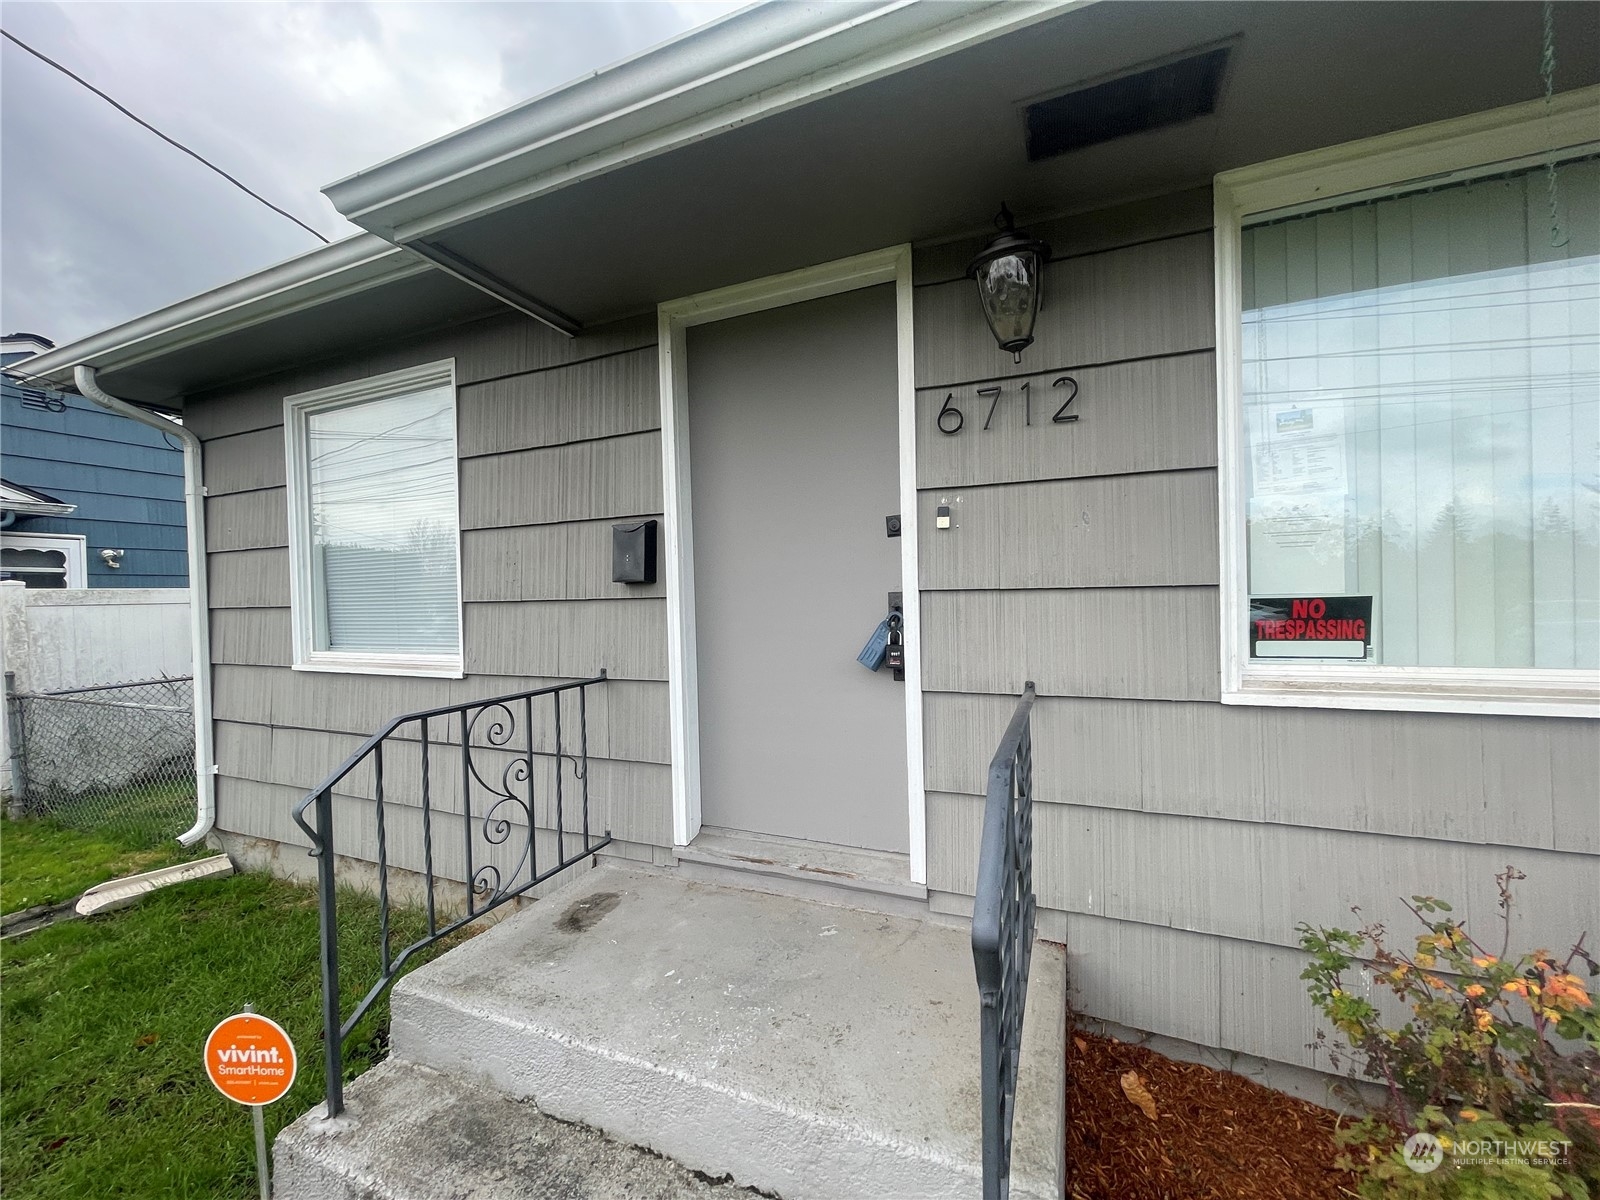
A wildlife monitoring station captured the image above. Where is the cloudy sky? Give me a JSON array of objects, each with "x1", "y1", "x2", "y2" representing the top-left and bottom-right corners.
[{"x1": 0, "y1": 1, "x2": 745, "y2": 346}]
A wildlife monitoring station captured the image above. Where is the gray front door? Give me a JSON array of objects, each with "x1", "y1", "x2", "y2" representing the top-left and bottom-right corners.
[{"x1": 687, "y1": 284, "x2": 909, "y2": 853}]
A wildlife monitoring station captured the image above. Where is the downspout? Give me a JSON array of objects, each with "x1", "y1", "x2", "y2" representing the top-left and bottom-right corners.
[{"x1": 75, "y1": 366, "x2": 216, "y2": 846}]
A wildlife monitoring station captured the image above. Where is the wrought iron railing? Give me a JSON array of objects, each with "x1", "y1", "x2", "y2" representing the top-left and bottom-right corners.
[
  {"x1": 971, "y1": 681, "x2": 1038, "y2": 1200},
  {"x1": 292, "y1": 672, "x2": 611, "y2": 1117}
]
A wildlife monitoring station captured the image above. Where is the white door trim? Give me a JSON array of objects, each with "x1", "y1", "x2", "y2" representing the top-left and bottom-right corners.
[{"x1": 657, "y1": 245, "x2": 927, "y2": 883}]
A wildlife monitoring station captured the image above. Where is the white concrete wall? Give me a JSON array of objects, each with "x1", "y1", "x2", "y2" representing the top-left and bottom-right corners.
[{"x1": 1, "y1": 581, "x2": 192, "y2": 799}]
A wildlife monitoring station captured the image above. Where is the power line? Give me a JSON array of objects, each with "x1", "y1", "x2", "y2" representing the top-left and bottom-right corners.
[{"x1": 0, "y1": 28, "x2": 330, "y2": 245}]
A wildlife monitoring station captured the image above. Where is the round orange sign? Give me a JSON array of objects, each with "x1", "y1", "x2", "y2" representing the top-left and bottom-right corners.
[{"x1": 204, "y1": 1013, "x2": 297, "y2": 1106}]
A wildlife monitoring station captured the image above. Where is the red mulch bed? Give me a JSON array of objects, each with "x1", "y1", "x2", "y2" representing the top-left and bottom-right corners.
[{"x1": 1066, "y1": 1032, "x2": 1362, "y2": 1200}]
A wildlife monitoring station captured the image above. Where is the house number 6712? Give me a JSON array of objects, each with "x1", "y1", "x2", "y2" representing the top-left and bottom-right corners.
[{"x1": 936, "y1": 376, "x2": 1080, "y2": 435}]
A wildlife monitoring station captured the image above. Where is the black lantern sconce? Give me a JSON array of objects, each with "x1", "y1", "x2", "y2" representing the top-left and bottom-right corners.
[{"x1": 966, "y1": 203, "x2": 1050, "y2": 363}]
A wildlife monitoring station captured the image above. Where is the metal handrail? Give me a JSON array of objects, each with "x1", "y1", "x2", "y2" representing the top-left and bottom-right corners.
[
  {"x1": 292, "y1": 671, "x2": 611, "y2": 1117},
  {"x1": 972, "y1": 681, "x2": 1038, "y2": 1200}
]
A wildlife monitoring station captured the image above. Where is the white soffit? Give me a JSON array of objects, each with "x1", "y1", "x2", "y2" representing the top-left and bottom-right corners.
[{"x1": 323, "y1": 0, "x2": 1092, "y2": 244}]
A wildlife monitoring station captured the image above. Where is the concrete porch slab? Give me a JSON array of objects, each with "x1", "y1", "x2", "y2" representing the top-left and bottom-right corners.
[
  {"x1": 389, "y1": 865, "x2": 1065, "y2": 1200},
  {"x1": 274, "y1": 1059, "x2": 762, "y2": 1199}
]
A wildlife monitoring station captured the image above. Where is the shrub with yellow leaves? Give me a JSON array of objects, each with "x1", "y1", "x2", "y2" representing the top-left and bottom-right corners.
[{"x1": 1297, "y1": 866, "x2": 1599, "y2": 1197}]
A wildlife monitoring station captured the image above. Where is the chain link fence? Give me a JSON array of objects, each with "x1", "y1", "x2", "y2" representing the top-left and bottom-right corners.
[{"x1": 9, "y1": 677, "x2": 196, "y2": 846}]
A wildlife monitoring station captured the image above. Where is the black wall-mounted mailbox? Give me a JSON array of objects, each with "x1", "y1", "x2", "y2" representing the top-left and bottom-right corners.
[{"x1": 612, "y1": 520, "x2": 658, "y2": 584}]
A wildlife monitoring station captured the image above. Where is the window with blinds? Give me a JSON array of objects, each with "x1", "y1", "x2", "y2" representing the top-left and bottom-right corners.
[
  {"x1": 1240, "y1": 156, "x2": 1599, "y2": 673},
  {"x1": 286, "y1": 361, "x2": 462, "y2": 675}
]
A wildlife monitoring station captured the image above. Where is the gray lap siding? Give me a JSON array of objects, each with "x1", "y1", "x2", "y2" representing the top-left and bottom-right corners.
[
  {"x1": 910, "y1": 186, "x2": 1599, "y2": 1073},
  {"x1": 189, "y1": 311, "x2": 672, "y2": 879},
  {"x1": 189, "y1": 184, "x2": 1598, "y2": 1079}
]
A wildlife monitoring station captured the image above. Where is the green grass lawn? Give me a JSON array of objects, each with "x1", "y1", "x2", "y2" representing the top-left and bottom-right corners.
[
  {"x1": 18, "y1": 778, "x2": 197, "y2": 859},
  {"x1": 1, "y1": 817, "x2": 458, "y2": 1199},
  {"x1": 0, "y1": 818, "x2": 199, "y2": 913}
]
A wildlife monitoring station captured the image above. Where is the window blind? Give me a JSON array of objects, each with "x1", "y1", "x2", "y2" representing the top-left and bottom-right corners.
[
  {"x1": 1241, "y1": 157, "x2": 1600, "y2": 670},
  {"x1": 306, "y1": 387, "x2": 460, "y2": 656}
]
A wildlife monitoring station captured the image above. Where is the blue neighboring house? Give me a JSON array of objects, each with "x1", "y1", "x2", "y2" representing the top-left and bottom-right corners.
[{"x1": 2, "y1": 333, "x2": 187, "y2": 588}]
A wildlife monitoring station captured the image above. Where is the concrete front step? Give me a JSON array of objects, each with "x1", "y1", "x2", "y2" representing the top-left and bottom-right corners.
[
  {"x1": 274, "y1": 1059, "x2": 761, "y2": 1200},
  {"x1": 674, "y1": 828, "x2": 929, "y2": 918},
  {"x1": 387, "y1": 865, "x2": 1065, "y2": 1200}
]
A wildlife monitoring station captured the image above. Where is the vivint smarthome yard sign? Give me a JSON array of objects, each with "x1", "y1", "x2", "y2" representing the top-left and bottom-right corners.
[{"x1": 204, "y1": 1012, "x2": 297, "y2": 1106}]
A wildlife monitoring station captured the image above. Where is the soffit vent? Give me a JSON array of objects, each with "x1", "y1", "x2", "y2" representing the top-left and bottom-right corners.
[{"x1": 1025, "y1": 46, "x2": 1231, "y2": 161}]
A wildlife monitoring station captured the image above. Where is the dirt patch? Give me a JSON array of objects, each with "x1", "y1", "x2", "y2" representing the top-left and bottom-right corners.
[
  {"x1": 555, "y1": 891, "x2": 622, "y2": 933},
  {"x1": 1066, "y1": 1032, "x2": 1359, "y2": 1200}
]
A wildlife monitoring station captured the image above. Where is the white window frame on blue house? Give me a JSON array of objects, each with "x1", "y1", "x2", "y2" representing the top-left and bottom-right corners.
[
  {"x1": 283, "y1": 359, "x2": 465, "y2": 679},
  {"x1": 1213, "y1": 87, "x2": 1600, "y2": 718},
  {"x1": 1, "y1": 532, "x2": 88, "y2": 588}
]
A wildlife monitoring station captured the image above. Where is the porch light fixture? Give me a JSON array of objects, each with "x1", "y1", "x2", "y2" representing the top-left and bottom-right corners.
[{"x1": 966, "y1": 203, "x2": 1051, "y2": 363}]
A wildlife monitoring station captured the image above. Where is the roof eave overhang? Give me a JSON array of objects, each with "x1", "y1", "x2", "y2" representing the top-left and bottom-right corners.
[
  {"x1": 0, "y1": 481, "x2": 77, "y2": 517},
  {"x1": 325, "y1": 0, "x2": 1094, "y2": 245},
  {"x1": 2, "y1": 500, "x2": 78, "y2": 517},
  {"x1": 15, "y1": 234, "x2": 430, "y2": 392},
  {"x1": 18, "y1": 0, "x2": 1096, "y2": 391}
]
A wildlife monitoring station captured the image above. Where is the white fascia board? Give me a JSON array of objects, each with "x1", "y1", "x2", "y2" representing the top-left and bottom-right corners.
[
  {"x1": 1, "y1": 335, "x2": 55, "y2": 356},
  {"x1": 15, "y1": 234, "x2": 429, "y2": 392},
  {"x1": 0, "y1": 495, "x2": 77, "y2": 517},
  {"x1": 0, "y1": 480, "x2": 71, "y2": 509},
  {"x1": 326, "y1": 0, "x2": 1092, "y2": 244}
]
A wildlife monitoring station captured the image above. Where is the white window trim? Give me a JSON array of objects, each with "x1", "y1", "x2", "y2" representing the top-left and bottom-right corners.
[
  {"x1": 1, "y1": 532, "x2": 88, "y2": 587},
  {"x1": 1214, "y1": 85, "x2": 1600, "y2": 719},
  {"x1": 283, "y1": 359, "x2": 464, "y2": 678}
]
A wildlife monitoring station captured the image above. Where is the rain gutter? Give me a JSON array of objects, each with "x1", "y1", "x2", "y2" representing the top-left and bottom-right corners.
[
  {"x1": 18, "y1": 235, "x2": 427, "y2": 393},
  {"x1": 323, "y1": 0, "x2": 1093, "y2": 244}
]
